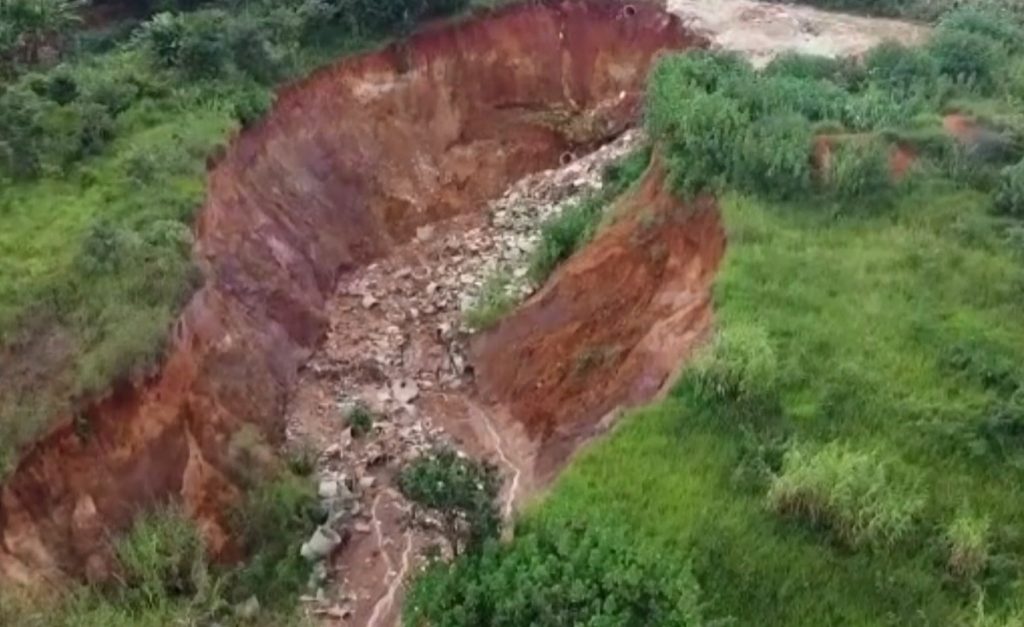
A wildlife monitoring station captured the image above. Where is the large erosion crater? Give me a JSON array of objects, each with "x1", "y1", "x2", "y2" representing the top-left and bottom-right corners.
[{"x1": 0, "y1": 0, "x2": 708, "y2": 585}]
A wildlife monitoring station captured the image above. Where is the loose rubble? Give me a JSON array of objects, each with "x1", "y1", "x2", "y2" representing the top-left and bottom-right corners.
[{"x1": 285, "y1": 130, "x2": 646, "y2": 623}]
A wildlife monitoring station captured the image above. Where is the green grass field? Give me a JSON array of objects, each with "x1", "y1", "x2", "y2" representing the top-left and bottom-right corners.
[{"x1": 527, "y1": 181, "x2": 1024, "y2": 624}]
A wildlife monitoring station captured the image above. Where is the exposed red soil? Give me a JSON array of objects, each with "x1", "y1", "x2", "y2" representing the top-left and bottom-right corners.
[
  {"x1": 472, "y1": 158, "x2": 725, "y2": 481},
  {"x1": 0, "y1": 0, "x2": 704, "y2": 585}
]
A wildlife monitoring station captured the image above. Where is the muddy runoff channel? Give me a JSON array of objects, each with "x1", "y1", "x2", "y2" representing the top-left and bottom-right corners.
[{"x1": 0, "y1": 0, "x2": 721, "y2": 617}]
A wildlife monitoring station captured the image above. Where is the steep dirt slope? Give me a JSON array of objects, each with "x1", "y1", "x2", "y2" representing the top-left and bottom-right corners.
[
  {"x1": 473, "y1": 159, "x2": 725, "y2": 482},
  {"x1": 0, "y1": 0, "x2": 703, "y2": 585}
]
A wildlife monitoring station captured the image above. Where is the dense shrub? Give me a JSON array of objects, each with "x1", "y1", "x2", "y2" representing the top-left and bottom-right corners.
[
  {"x1": 764, "y1": 52, "x2": 855, "y2": 86},
  {"x1": 114, "y1": 507, "x2": 208, "y2": 608},
  {"x1": 733, "y1": 113, "x2": 814, "y2": 199},
  {"x1": 646, "y1": 51, "x2": 752, "y2": 136},
  {"x1": 726, "y1": 75, "x2": 848, "y2": 122},
  {"x1": 663, "y1": 92, "x2": 748, "y2": 197},
  {"x1": 825, "y1": 137, "x2": 892, "y2": 199},
  {"x1": 399, "y1": 448, "x2": 501, "y2": 556},
  {"x1": 227, "y1": 471, "x2": 320, "y2": 609},
  {"x1": 927, "y1": 29, "x2": 1004, "y2": 93},
  {"x1": 995, "y1": 159, "x2": 1024, "y2": 217},
  {"x1": 404, "y1": 521, "x2": 706, "y2": 627},
  {"x1": 768, "y1": 442, "x2": 924, "y2": 549},
  {"x1": 865, "y1": 41, "x2": 941, "y2": 98},
  {"x1": 937, "y1": 6, "x2": 1024, "y2": 54}
]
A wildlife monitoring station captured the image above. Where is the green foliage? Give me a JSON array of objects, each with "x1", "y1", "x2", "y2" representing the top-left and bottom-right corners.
[
  {"x1": 399, "y1": 447, "x2": 500, "y2": 556},
  {"x1": 685, "y1": 322, "x2": 778, "y2": 414},
  {"x1": 463, "y1": 270, "x2": 516, "y2": 331},
  {"x1": 946, "y1": 513, "x2": 991, "y2": 581},
  {"x1": 663, "y1": 92, "x2": 748, "y2": 197},
  {"x1": 345, "y1": 402, "x2": 374, "y2": 437},
  {"x1": 733, "y1": 113, "x2": 814, "y2": 199},
  {"x1": 114, "y1": 506, "x2": 209, "y2": 609},
  {"x1": 865, "y1": 41, "x2": 941, "y2": 98},
  {"x1": 995, "y1": 159, "x2": 1024, "y2": 217},
  {"x1": 938, "y1": 6, "x2": 1024, "y2": 54},
  {"x1": 0, "y1": 0, "x2": 82, "y2": 72},
  {"x1": 227, "y1": 470, "x2": 320, "y2": 609},
  {"x1": 404, "y1": 520, "x2": 706, "y2": 627},
  {"x1": 767, "y1": 442, "x2": 924, "y2": 549},
  {"x1": 528, "y1": 194, "x2": 605, "y2": 282},
  {"x1": 927, "y1": 28, "x2": 1004, "y2": 93},
  {"x1": 826, "y1": 137, "x2": 892, "y2": 199},
  {"x1": 645, "y1": 51, "x2": 751, "y2": 137}
]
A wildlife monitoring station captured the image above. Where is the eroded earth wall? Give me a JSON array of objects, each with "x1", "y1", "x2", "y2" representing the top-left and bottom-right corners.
[{"x1": 0, "y1": 0, "x2": 704, "y2": 584}]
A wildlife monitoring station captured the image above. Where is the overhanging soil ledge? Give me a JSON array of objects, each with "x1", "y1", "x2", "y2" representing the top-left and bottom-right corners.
[{"x1": 0, "y1": 0, "x2": 705, "y2": 585}]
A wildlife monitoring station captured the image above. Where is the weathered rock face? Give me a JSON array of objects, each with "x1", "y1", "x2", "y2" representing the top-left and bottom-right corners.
[{"x1": 0, "y1": 0, "x2": 705, "y2": 584}]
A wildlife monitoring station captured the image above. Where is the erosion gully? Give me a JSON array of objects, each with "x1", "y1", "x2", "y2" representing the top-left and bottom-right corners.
[{"x1": 0, "y1": 0, "x2": 928, "y2": 624}]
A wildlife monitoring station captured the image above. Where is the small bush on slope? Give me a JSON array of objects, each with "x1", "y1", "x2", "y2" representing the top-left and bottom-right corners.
[
  {"x1": 768, "y1": 442, "x2": 924, "y2": 549},
  {"x1": 404, "y1": 520, "x2": 706, "y2": 627},
  {"x1": 733, "y1": 113, "x2": 814, "y2": 199},
  {"x1": 826, "y1": 137, "x2": 893, "y2": 199},
  {"x1": 399, "y1": 448, "x2": 501, "y2": 557},
  {"x1": 995, "y1": 159, "x2": 1024, "y2": 218}
]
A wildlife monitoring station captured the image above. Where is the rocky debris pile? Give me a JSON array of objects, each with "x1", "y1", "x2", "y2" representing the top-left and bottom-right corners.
[
  {"x1": 466, "y1": 128, "x2": 646, "y2": 310},
  {"x1": 285, "y1": 129, "x2": 647, "y2": 621}
]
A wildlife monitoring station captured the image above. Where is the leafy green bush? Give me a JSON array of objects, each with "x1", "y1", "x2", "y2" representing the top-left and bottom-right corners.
[
  {"x1": 726, "y1": 74, "x2": 848, "y2": 122},
  {"x1": 114, "y1": 507, "x2": 208, "y2": 609},
  {"x1": 228, "y1": 471, "x2": 320, "y2": 609},
  {"x1": 663, "y1": 92, "x2": 748, "y2": 197},
  {"x1": 938, "y1": 6, "x2": 1024, "y2": 54},
  {"x1": 399, "y1": 448, "x2": 500, "y2": 556},
  {"x1": 646, "y1": 51, "x2": 752, "y2": 137},
  {"x1": 826, "y1": 137, "x2": 892, "y2": 199},
  {"x1": 404, "y1": 520, "x2": 706, "y2": 627},
  {"x1": 995, "y1": 158, "x2": 1024, "y2": 217},
  {"x1": 686, "y1": 323, "x2": 778, "y2": 412},
  {"x1": 927, "y1": 29, "x2": 1004, "y2": 93},
  {"x1": 865, "y1": 41, "x2": 941, "y2": 98},
  {"x1": 764, "y1": 52, "x2": 850, "y2": 84},
  {"x1": 945, "y1": 513, "x2": 990, "y2": 581},
  {"x1": 767, "y1": 442, "x2": 924, "y2": 549},
  {"x1": 733, "y1": 113, "x2": 814, "y2": 199}
]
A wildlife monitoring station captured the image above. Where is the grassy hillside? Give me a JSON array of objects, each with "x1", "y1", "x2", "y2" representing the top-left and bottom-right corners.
[{"x1": 407, "y1": 5, "x2": 1024, "y2": 625}]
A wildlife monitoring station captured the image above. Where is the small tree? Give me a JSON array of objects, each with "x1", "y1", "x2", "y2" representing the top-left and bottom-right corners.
[{"x1": 398, "y1": 448, "x2": 500, "y2": 556}]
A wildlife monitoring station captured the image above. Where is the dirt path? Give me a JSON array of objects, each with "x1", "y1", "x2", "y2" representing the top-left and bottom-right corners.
[{"x1": 668, "y1": 0, "x2": 929, "y2": 65}]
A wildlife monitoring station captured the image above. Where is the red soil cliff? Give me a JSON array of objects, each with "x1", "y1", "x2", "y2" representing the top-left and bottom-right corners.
[{"x1": 0, "y1": 0, "x2": 705, "y2": 584}]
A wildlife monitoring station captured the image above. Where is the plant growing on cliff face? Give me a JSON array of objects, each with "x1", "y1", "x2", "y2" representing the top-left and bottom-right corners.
[
  {"x1": 114, "y1": 507, "x2": 209, "y2": 609},
  {"x1": 399, "y1": 448, "x2": 500, "y2": 556},
  {"x1": 463, "y1": 269, "x2": 517, "y2": 331}
]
